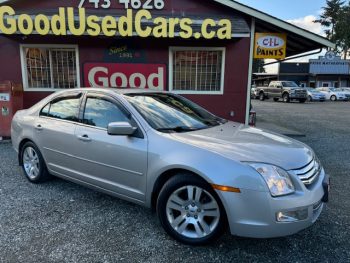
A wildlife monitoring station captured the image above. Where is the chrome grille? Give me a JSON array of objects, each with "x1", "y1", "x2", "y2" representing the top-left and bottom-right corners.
[{"x1": 290, "y1": 158, "x2": 321, "y2": 185}]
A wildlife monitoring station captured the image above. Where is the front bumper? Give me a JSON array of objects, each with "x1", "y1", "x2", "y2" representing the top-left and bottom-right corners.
[{"x1": 217, "y1": 169, "x2": 328, "y2": 238}]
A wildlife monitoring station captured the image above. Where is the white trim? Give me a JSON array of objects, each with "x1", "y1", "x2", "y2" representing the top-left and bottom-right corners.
[
  {"x1": 213, "y1": 0, "x2": 335, "y2": 49},
  {"x1": 20, "y1": 44, "x2": 80, "y2": 92},
  {"x1": 168, "y1": 47, "x2": 226, "y2": 95},
  {"x1": 245, "y1": 18, "x2": 255, "y2": 125}
]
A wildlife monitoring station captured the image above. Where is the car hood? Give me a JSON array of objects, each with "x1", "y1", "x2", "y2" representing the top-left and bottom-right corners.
[{"x1": 170, "y1": 122, "x2": 313, "y2": 170}]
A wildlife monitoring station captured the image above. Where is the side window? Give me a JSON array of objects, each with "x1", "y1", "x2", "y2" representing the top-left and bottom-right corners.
[
  {"x1": 83, "y1": 97, "x2": 129, "y2": 129},
  {"x1": 40, "y1": 103, "x2": 50, "y2": 117},
  {"x1": 47, "y1": 97, "x2": 81, "y2": 122}
]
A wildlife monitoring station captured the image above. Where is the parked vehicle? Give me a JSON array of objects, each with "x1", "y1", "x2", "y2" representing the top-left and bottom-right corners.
[
  {"x1": 316, "y1": 87, "x2": 348, "y2": 101},
  {"x1": 11, "y1": 89, "x2": 329, "y2": 245},
  {"x1": 334, "y1": 88, "x2": 350, "y2": 101},
  {"x1": 306, "y1": 88, "x2": 326, "y2": 102},
  {"x1": 256, "y1": 81, "x2": 308, "y2": 103}
]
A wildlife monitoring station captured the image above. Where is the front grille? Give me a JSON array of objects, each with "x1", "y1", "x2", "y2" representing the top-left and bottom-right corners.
[{"x1": 291, "y1": 158, "x2": 321, "y2": 185}]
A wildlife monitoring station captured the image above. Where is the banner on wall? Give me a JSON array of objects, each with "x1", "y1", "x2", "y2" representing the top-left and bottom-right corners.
[
  {"x1": 84, "y1": 63, "x2": 166, "y2": 90},
  {"x1": 254, "y1": 33, "x2": 287, "y2": 59}
]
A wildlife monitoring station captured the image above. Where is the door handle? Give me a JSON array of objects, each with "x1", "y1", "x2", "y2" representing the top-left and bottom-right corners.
[
  {"x1": 77, "y1": 135, "x2": 92, "y2": 142},
  {"x1": 35, "y1": 124, "x2": 43, "y2": 131}
]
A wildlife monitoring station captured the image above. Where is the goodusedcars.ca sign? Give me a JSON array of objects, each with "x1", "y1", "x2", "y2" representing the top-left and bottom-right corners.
[
  {"x1": 0, "y1": 3, "x2": 232, "y2": 40},
  {"x1": 254, "y1": 33, "x2": 287, "y2": 59}
]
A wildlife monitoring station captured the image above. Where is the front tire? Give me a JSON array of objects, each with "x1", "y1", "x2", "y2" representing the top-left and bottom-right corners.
[
  {"x1": 20, "y1": 142, "x2": 51, "y2": 183},
  {"x1": 283, "y1": 93, "x2": 290, "y2": 103},
  {"x1": 273, "y1": 98, "x2": 279, "y2": 102},
  {"x1": 307, "y1": 95, "x2": 313, "y2": 102},
  {"x1": 259, "y1": 92, "x2": 265, "y2": 101},
  {"x1": 299, "y1": 99, "x2": 306, "y2": 103},
  {"x1": 157, "y1": 174, "x2": 226, "y2": 245},
  {"x1": 330, "y1": 95, "x2": 337, "y2": 101}
]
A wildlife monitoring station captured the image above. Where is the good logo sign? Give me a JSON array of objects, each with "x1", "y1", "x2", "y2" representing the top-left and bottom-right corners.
[{"x1": 254, "y1": 33, "x2": 287, "y2": 59}]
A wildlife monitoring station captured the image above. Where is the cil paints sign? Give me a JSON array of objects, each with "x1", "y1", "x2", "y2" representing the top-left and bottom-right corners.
[
  {"x1": 254, "y1": 33, "x2": 287, "y2": 59},
  {"x1": 84, "y1": 63, "x2": 166, "y2": 90}
]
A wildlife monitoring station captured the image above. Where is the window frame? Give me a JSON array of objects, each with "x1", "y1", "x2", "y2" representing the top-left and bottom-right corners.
[
  {"x1": 20, "y1": 44, "x2": 81, "y2": 92},
  {"x1": 169, "y1": 47, "x2": 226, "y2": 95},
  {"x1": 82, "y1": 95, "x2": 131, "y2": 130},
  {"x1": 39, "y1": 92, "x2": 83, "y2": 123}
]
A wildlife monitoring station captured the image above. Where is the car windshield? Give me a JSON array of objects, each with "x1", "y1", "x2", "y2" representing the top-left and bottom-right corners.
[
  {"x1": 282, "y1": 81, "x2": 299, "y2": 88},
  {"x1": 329, "y1": 88, "x2": 336, "y2": 92},
  {"x1": 307, "y1": 88, "x2": 318, "y2": 93},
  {"x1": 125, "y1": 93, "x2": 227, "y2": 133}
]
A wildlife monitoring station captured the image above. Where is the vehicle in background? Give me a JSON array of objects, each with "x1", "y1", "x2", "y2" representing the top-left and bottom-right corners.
[
  {"x1": 334, "y1": 88, "x2": 350, "y2": 101},
  {"x1": 305, "y1": 88, "x2": 326, "y2": 102},
  {"x1": 251, "y1": 85, "x2": 259, "y2": 99},
  {"x1": 316, "y1": 87, "x2": 348, "y2": 101},
  {"x1": 256, "y1": 81, "x2": 308, "y2": 103}
]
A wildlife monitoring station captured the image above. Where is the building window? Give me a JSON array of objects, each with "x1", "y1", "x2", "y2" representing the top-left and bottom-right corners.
[
  {"x1": 170, "y1": 47, "x2": 225, "y2": 94},
  {"x1": 21, "y1": 45, "x2": 80, "y2": 91}
]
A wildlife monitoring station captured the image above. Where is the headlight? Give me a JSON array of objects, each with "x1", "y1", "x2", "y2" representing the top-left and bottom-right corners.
[{"x1": 248, "y1": 163, "x2": 295, "y2": 197}]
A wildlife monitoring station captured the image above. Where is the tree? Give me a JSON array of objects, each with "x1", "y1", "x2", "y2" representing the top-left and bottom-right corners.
[
  {"x1": 334, "y1": 3, "x2": 350, "y2": 59},
  {"x1": 253, "y1": 59, "x2": 266, "y2": 73},
  {"x1": 314, "y1": 0, "x2": 345, "y2": 51}
]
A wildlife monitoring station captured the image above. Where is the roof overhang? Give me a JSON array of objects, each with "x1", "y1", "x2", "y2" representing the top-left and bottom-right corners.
[{"x1": 213, "y1": 0, "x2": 335, "y2": 57}]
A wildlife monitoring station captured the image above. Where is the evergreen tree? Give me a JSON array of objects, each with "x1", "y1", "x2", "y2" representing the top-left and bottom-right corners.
[
  {"x1": 314, "y1": 0, "x2": 345, "y2": 51},
  {"x1": 334, "y1": 3, "x2": 350, "y2": 58},
  {"x1": 253, "y1": 59, "x2": 266, "y2": 73}
]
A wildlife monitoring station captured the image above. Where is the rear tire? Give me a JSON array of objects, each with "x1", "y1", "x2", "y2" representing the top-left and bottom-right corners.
[
  {"x1": 330, "y1": 95, "x2": 337, "y2": 101},
  {"x1": 307, "y1": 96, "x2": 313, "y2": 102},
  {"x1": 299, "y1": 99, "x2": 306, "y2": 103},
  {"x1": 20, "y1": 142, "x2": 52, "y2": 183},
  {"x1": 273, "y1": 98, "x2": 279, "y2": 102},
  {"x1": 157, "y1": 174, "x2": 226, "y2": 245}
]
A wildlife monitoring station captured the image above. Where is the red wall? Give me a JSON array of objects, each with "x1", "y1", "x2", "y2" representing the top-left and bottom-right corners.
[{"x1": 0, "y1": 0, "x2": 251, "y2": 123}]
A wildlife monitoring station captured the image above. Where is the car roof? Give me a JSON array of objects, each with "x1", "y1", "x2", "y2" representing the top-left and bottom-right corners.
[{"x1": 75, "y1": 88, "x2": 170, "y2": 95}]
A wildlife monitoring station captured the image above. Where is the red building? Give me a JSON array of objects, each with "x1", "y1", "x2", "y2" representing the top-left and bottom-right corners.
[{"x1": 0, "y1": 0, "x2": 333, "y2": 127}]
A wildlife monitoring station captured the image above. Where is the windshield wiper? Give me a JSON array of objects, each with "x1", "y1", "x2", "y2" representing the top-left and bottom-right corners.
[{"x1": 156, "y1": 126, "x2": 202, "y2": 133}]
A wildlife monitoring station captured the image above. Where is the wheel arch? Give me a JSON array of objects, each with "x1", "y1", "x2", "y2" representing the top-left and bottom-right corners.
[
  {"x1": 151, "y1": 168, "x2": 211, "y2": 212},
  {"x1": 18, "y1": 138, "x2": 34, "y2": 165}
]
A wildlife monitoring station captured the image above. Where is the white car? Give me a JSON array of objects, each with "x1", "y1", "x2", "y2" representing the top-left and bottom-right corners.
[
  {"x1": 335, "y1": 88, "x2": 350, "y2": 101},
  {"x1": 316, "y1": 87, "x2": 348, "y2": 101}
]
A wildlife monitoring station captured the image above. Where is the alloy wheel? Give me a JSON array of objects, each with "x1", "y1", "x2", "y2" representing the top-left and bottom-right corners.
[
  {"x1": 23, "y1": 147, "x2": 41, "y2": 180},
  {"x1": 166, "y1": 185, "x2": 220, "y2": 239}
]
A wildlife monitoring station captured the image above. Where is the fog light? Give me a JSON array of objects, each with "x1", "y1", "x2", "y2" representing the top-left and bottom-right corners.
[{"x1": 276, "y1": 209, "x2": 308, "y2": 222}]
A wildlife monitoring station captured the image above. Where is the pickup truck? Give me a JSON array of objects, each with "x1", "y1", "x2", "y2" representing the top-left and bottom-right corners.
[{"x1": 256, "y1": 81, "x2": 308, "y2": 103}]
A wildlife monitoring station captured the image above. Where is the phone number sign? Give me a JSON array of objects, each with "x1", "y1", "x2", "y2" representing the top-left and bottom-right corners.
[{"x1": 79, "y1": 0, "x2": 165, "y2": 9}]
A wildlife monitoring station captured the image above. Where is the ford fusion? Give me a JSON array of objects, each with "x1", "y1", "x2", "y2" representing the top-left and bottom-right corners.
[{"x1": 11, "y1": 89, "x2": 329, "y2": 245}]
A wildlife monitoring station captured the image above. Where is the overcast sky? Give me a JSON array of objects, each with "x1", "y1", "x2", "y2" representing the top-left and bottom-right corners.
[{"x1": 236, "y1": 0, "x2": 329, "y2": 72}]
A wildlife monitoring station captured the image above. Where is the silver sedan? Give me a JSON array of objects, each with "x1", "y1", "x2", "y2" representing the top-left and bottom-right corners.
[{"x1": 11, "y1": 88, "x2": 330, "y2": 245}]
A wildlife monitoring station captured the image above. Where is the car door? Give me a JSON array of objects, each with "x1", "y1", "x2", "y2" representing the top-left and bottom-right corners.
[
  {"x1": 34, "y1": 92, "x2": 83, "y2": 177},
  {"x1": 72, "y1": 92, "x2": 148, "y2": 202}
]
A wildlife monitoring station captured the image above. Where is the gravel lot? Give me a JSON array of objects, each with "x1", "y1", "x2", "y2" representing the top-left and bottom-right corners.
[{"x1": 1, "y1": 100, "x2": 349, "y2": 263}]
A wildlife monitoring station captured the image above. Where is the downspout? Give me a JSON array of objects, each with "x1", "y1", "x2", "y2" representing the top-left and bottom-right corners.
[{"x1": 245, "y1": 18, "x2": 255, "y2": 126}]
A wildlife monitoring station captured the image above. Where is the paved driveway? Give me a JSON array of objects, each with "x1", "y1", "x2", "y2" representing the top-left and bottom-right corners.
[{"x1": 0, "y1": 100, "x2": 349, "y2": 262}]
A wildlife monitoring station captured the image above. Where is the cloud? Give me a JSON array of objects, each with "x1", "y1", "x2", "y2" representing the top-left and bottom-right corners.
[{"x1": 286, "y1": 15, "x2": 324, "y2": 36}]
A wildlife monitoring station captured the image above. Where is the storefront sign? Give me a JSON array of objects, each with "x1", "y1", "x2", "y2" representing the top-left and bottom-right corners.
[
  {"x1": 0, "y1": 93, "x2": 10, "y2": 102},
  {"x1": 310, "y1": 55, "x2": 350, "y2": 75},
  {"x1": 84, "y1": 63, "x2": 166, "y2": 90},
  {"x1": 0, "y1": 6, "x2": 232, "y2": 40},
  {"x1": 254, "y1": 33, "x2": 287, "y2": 59}
]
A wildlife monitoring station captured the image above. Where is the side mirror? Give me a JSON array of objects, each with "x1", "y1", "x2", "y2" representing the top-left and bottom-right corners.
[{"x1": 108, "y1": 122, "x2": 137, "y2": 136}]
